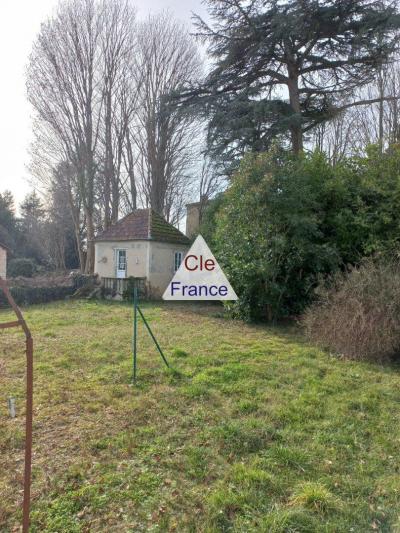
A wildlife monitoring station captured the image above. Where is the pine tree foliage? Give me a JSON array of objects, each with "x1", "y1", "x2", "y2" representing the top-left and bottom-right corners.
[{"x1": 182, "y1": 0, "x2": 400, "y2": 165}]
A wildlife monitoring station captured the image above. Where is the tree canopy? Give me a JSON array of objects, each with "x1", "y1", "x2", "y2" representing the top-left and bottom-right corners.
[
  {"x1": 0, "y1": 191, "x2": 17, "y2": 249},
  {"x1": 182, "y1": 0, "x2": 400, "y2": 166}
]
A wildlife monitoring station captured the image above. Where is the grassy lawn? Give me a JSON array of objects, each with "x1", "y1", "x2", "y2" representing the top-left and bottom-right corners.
[{"x1": 1, "y1": 300, "x2": 400, "y2": 532}]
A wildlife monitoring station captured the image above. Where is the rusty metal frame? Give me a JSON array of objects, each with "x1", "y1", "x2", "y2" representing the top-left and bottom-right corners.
[{"x1": 0, "y1": 277, "x2": 33, "y2": 532}]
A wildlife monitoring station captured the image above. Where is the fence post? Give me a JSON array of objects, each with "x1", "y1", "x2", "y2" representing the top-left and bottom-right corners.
[
  {"x1": 0, "y1": 277, "x2": 33, "y2": 533},
  {"x1": 132, "y1": 285, "x2": 138, "y2": 382}
]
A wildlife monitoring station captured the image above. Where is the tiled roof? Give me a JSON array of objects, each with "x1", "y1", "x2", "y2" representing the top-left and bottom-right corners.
[{"x1": 94, "y1": 209, "x2": 190, "y2": 245}]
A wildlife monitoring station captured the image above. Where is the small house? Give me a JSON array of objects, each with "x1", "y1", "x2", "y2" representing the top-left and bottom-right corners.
[
  {"x1": 94, "y1": 209, "x2": 190, "y2": 297},
  {"x1": 0, "y1": 243, "x2": 8, "y2": 279}
]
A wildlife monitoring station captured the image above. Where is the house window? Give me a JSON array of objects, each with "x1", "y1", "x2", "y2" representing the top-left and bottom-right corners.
[
  {"x1": 174, "y1": 251, "x2": 182, "y2": 272},
  {"x1": 116, "y1": 249, "x2": 127, "y2": 278}
]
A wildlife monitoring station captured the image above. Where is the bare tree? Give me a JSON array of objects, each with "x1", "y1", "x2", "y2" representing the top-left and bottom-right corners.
[
  {"x1": 131, "y1": 12, "x2": 202, "y2": 223},
  {"x1": 27, "y1": 0, "x2": 104, "y2": 273},
  {"x1": 356, "y1": 63, "x2": 400, "y2": 149},
  {"x1": 45, "y1": 175, "x2": 80, "y2": 270},
  {"x1": 29, "y1": 119, "x2": 88, "y2": 270},
  {"x1": 311, "y1": 113, "x2": 356, "y2": 163},
  {"x1": 311, "y1": 60, "x2": 400, "y2": 158},
  {"x1": 197, "y1": 156, "x2": 225, "y2": 223},
  {"x1": 99, "y1": 0, "x2": 139, "y2": 228},
  {"x1": 28, "y1": 3, "x2": 205, "y2": 271}
]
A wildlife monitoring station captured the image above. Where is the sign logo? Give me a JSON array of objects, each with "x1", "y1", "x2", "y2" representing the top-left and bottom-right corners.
[{"x1": 163, "y1": 235, "x2": 238, "y2": 300}]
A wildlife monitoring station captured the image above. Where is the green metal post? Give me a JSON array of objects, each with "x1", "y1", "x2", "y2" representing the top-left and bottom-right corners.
[
  {"x1": 137, "y1": 306, "x2": 169, "y2": 368},
  {"x1": 132, "y1": 285, "x2": 138, "y2": 382}
]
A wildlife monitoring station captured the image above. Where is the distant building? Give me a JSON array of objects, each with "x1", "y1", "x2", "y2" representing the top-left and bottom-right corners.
[
  {"x1": 94, "y1": 209, "x2": 190, "y2": 298},
  {"x1": 186, "y1": 194, "x2": 215, "y2": 238},
  {"x1": 0, "y1": 243, "x2": 8, "y2": 279},
  {"x1": 185, "y1": 201, "x2": 202, "y2": 239}
]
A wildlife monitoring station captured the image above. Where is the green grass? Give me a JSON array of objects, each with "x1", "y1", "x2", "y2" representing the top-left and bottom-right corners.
[{"x1": 1, "y1": 300, "x2": 400, "y2": 531}]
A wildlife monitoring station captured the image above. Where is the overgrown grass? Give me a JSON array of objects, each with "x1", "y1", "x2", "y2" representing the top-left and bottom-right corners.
[{"x1": 1, "y1": 300, "x2": 400, "y2": 531}]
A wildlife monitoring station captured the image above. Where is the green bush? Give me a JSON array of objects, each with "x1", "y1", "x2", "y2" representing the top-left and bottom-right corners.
[
  {"x1": 70, "y1": 273, "x2": 94, "y2": 290},
  {"x1": 213, "y1": 149, "x2": 354, "y2": 321},
  {"x1": 199, "y1": 193, "x2": 225, "y2": 249},
  {"x1": 122, "y1": 276, "x2": 146, "y2": 301},
  {"x1": 302, "y1": 257, "x2": 400, "y2": 362},
  {"x1": 0, "y1": 275, "x2": 92, "y2": 308},
  {"x1": 212, "y1": 145, "x2": 400, "y2": 321},
  {"x1": 8, "y1": 258, "x2": 38, "y2": 278},
  {"x1": 0, "y1": 286, "x2": 72, "y2": 307},
  {"x1": 352, "y1": 144, "x2": 400, "y2": 255}
]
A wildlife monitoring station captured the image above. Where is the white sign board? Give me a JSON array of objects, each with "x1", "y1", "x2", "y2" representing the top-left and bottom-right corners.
[{"x1": 163, "y1": 235, "x2": 238, "y2": 301}]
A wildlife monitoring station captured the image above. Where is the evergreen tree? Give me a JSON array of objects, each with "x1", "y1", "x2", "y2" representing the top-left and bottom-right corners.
[
  {"x1": 19, "y1": 192, "x2": 46, "y2": 264},
  {"x1": 20, "y1": 191, "x2": 45, "y2": 232},
  {"x1": 0, "y1": 191, "x2": 18, "y2": 249},
  {"x1": 46, "y1": 183, "x2": 80, "y2": 270},
  {"x1": 183, "y1": 0, "x2": 400, "y2": 164}
]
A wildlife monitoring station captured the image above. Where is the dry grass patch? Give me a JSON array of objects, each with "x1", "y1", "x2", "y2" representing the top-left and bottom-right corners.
[{"x1": 303, "y1": 258, "x2": 400, "y2": 362}]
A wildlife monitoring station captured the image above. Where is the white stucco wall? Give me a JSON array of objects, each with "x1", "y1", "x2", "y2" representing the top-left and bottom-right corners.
[
  {"x1": 0, "y1": 247, "x2": 6, "y2": 279},
  {"x1": 148, "y1": 241, "x2": 190, "y2": 297},
  {"x1": 94, "y1": 239, "x2": 189, "y2": 297},
  {"x1": 94, "y1": 240, "x2": 149, "y2": 279}
]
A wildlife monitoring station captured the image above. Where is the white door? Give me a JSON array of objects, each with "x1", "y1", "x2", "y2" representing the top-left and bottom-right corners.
[{"x1": 116, "y1": 249, "x2": 127, "y2": 278}]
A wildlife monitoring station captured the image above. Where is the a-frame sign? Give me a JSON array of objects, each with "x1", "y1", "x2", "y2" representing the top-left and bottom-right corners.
[{"x1": 163, "y1": 235, "x2": 238, "y2": 301}]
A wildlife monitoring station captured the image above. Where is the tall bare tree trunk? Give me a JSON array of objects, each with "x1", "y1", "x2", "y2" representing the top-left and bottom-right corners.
[
  {"x1": 104, "y1": 90, "x2": 112, "y2": 228},
  {"x1": 132, "y1": 13, "x2": 202, "y2": 222},
  {"x1": 85, "y1": 206, "x2": 95, "y2": 274},
  {"x1": 68, "y1": 194, "x2": 85, "y2": 272},
  {"x1": 84, "y1": 150, "x2": 96, "y2": 273},
  {"x1": 123, "y1": 129, "x2": 138, "y2": 211}
]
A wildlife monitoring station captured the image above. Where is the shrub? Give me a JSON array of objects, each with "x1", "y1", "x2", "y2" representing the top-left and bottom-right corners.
[
  {"x1": 211, "y1": 145, "x2": 400, "y2": 322},
  {"x1": 122, "y1": 276, "x2": 146, "y2": 301},
  {"x1": 199, "y1": 193, "x2": 225, "y2": 249},
  {"x1": 0, "y1": 274, "x2": 94, "y2": 308},
  {"x1": 70, "y1": 273, "x2": 95, "y2": 290},
  {"x1": 8, "y1": 258, "x2": 37, "y2": 278},
  {"x1": 213, "y1": 149, "x2": 353, "y2": 321},
  {"x1": 0, "y1": 285, "x2": 73, "y2": 307},
  {"x1": 302, "y1": 257, "x2": 400, "y2": 362}
]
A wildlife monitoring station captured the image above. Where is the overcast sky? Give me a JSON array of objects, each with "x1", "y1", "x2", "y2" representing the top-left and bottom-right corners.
[{"x1": 0, "y1": 0, "x2": 207, "y2": 209}]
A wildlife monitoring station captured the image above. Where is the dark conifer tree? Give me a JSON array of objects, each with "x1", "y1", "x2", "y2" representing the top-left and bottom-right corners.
[
  {"x1": 182, "y1": 0, "x2": 400, "y2": 164},
  {"x1": 0, "y1": 191, "x2": 18, "y2": 249}
]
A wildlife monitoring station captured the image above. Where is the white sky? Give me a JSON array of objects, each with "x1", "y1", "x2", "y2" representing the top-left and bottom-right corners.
[{"x1": 0, "y1": 0, "x2": 207, "y2": 209}]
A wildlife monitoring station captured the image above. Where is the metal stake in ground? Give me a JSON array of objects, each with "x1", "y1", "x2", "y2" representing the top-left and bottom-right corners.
[
  {"x1": 133, "y1": 285, "x2": 138, "y2": 381},
  {"x1": 132, "y1": 285, "x2": 169, "y2": 383},
  {"x1": 0, "y1": 277, "x2": 33, "y2": 533}
]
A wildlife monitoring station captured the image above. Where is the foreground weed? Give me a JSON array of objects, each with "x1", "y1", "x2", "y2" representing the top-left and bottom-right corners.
[{"x1": 290, "y1": 481, "x2": 341, "y2": 514}]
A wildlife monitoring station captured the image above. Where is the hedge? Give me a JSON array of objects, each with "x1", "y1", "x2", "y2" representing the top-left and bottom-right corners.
[
  {"x1": 0, "y1": 275, "x2": 95, "y2": 308},
  {"x1": 7, "y1": 258, "x2": 38, "y2": 278}
]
